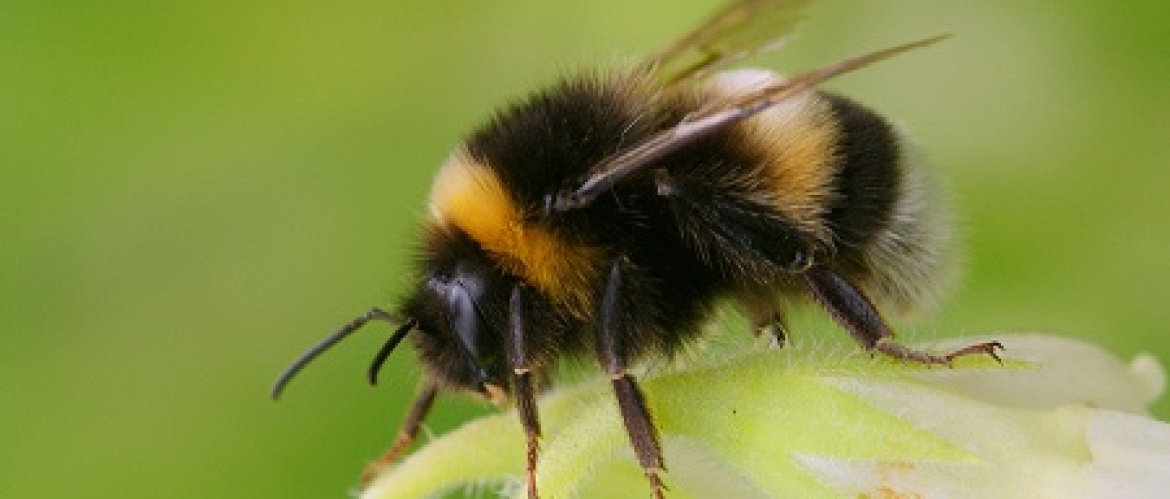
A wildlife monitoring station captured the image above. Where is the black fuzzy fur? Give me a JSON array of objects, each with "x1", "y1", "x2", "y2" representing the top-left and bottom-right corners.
[
  {"x1": 406, "y1": 72, "x2": 903, "y2": 395},
  {"x1": 821, "y1": 93, "x2": 901, "y2": 271}
]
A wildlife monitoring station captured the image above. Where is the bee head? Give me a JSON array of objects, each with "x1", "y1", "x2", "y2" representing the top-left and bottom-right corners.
[
  {"x1": 403, "y1": 260, "x2": 512, "y2": 405},
  {"x1": 269, "y1": 240, "x2": 514, "y2": 404}
]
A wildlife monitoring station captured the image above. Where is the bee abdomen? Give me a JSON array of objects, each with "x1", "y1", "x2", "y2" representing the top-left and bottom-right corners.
[
  {"x1": 821, "y1": 93, "x2": 901, "y2": 249},
  {"x1": 823, "y1": 94, "x2": 958, "y2": 315}
]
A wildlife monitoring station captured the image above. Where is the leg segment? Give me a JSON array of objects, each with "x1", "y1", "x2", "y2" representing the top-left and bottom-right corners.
[
  {"x1": 598, "y1": 259, "x2": 667, "y2": 499},
  {"x1": 360, "y1": 381, "x2": 439, "y2": 486},
  {"x1": 506, "y1": 284, "x2": 543, "y2": 499},
  {"x1": 740, "y1": 293, "x2": 788, "y2": 348},
  {"x1": 801, "y1": 264, "x2": 1002, "y2": 365}
]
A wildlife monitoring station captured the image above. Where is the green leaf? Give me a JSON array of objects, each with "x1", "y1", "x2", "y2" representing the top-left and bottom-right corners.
[{"x1": 362, "y1": 334, "x2": 1168, "y2": 498}]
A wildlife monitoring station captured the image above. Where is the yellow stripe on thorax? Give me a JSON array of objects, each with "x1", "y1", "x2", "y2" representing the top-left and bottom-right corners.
[{"x1": 429, "y1": 151, "x2": 603, "y2": 316}]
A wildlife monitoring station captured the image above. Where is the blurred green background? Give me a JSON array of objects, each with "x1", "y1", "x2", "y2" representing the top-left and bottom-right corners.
[{"x1": 2, "y1": 0, "x2": 1167, "y2": 497}]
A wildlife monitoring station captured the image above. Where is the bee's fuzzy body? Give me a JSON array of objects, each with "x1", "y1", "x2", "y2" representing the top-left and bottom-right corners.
[{"x1": 415, "y1": 68, "x2": 954, "y2": 390}]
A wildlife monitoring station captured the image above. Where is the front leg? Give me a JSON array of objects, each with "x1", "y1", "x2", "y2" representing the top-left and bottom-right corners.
[
  {"x1": 506, "y1": 284, "x2": 544, "y2": 499},
  {"x1": 801, "y1": 264, "x2": 1003, "y2": 365},
  {"x1": 359, "y1": 380, "x2": 439, "y2": 486},
  {"x1": 598, "y1": 258, "x2": 667, "y2": 499}
]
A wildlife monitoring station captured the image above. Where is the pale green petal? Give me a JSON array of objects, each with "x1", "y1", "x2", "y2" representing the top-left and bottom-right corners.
[{"x1": 361, "y1": 334, "x2": 1168, "y2": 499}]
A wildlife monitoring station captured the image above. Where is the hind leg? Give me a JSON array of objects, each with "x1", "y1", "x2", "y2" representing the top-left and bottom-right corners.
[{"x1": 801, "y1": 264, "x2": 1002, "y2": 365}]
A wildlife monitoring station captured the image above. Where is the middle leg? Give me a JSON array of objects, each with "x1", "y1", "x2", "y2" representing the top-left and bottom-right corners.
[{"x1": 598, "y1": 258, "x2": 667, "y2": 499}]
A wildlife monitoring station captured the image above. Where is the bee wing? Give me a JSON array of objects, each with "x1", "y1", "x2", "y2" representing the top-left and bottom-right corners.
[
  {"x1": 552, "y1": 35, "x2": 949, "y2": 212},
  {"x1": 646, "y1": 0, "x2": 816, "y2": 86}
]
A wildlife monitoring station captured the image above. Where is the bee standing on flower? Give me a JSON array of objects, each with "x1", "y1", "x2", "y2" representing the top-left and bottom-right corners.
[{"x1": 271, "y1": 0, "x2": 1003, "y2": 497}]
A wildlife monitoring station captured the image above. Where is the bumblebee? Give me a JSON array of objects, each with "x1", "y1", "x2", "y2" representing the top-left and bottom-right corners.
[{"x1": 272, "y1": 0, "x2": 1002, "y2": 497}]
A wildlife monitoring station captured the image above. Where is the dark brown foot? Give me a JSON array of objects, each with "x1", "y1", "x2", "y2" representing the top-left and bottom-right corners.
[
  {"x1": 358, "y1": 382, "x2": 439, "y2": 487},
  {"x1": 875, "y1": 338, "x2": 1004, "y2": 367},
  {"x1": 646, "y1": 468, "x2": 667, "y2": 499},
  {"x1": 516, "y1": 371, "x2": 540, "y2": 499},
  {"x1": 359, "y1": 431, "x2": 415, "y2": 486},
  {"x1": 525, "y1": 446, "x2": 539, "y2": 499}
]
